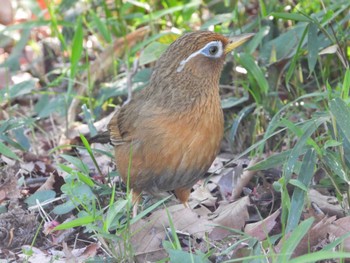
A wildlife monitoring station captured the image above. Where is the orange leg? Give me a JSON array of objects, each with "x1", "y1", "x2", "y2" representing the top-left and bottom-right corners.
[
  {"x1": 174, "y1": 188, "x2": 191, "y2": 208},
  {"x1": 131, "y1": 189, "x2": 141, "y2": 218}
]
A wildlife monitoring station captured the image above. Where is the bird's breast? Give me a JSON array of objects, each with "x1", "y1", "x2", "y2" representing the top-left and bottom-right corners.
[{"x1": 115, "y1": 94, "x2": 224, "y2": 194}]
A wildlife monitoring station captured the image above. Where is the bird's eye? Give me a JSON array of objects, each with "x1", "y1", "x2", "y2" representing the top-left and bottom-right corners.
[{"x1": 209, "y1": 45, "x2": 218, "y2": 55}]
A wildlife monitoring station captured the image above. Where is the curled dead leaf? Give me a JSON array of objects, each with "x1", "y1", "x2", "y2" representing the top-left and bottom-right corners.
[{"x1": 209, "y1": 196, "x2": 250, "y2": 240}]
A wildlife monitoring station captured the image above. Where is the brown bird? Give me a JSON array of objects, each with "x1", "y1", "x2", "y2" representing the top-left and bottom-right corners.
[{"x1": 107, "y1": 31, "x2": 253, "y2": 214}]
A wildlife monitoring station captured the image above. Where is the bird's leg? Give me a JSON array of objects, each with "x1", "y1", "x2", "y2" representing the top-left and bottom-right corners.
[
  {"x1": 174, "y1": 188, "x2": 191, "y2": 208},
  {"x1": 131, "y1": 189, "x2": 141, "y2": 218}
]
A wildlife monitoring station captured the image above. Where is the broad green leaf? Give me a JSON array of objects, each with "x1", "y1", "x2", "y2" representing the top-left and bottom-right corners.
[
  {"x1": 324, "y1": 139, "x2": 342, "y2": 149},
  {"x1": 321, "y1": 10, "x2": 335, "y2": 24},
  {"x1": 80, "y1": 134, "x2": 103, "y2": 177},
  {"x1": 9, "y1": 80, "x2": 36, "y2": 98},
  {"x1": 259, "y1": 23, "x2": 307, "y2": 64},
  {"x1": 283, "y1": 118, "x2": 324, "y2": 181},
  {"x1": 66, "y1": 184, "x2": 95, "y2": 199},
  {"x1": 286, "y1": 149, "x2": 316, "y2": 233},
  {"x1": 342, "y1": 69, "x2": 350, "y2": 100},
  {"x1": 36, "y1": 96, "x2": 66, "y2": 118},
  {"x1": 0, "y1": 141, "x2": 20, "y2": 160},
  {"x1": 321, "y1": 231, "x2": 350, "y2": 251},
  {"x1": 329, "y1": 98, "x2": 350, "y2": 142},
  {"x1": 2, "y1": 28, "x2": 31, "y2": 71},
  {"x1": 229, "y1": 104, "x2": 255, "y2": 148},
  {"x1": 136, "y1": 1, "x2": 200, "y2": 25},
  {"x1": 139, "y1": 42, "x2": 168, "y2": 65},
  {"x1": 259, "y1": 0, "x2": 267, "y2": 17},
  {"x1": 286, "y1": 25, "x2": 309, "y2": 84},
  {"x1": 201, "y1": 13, "x2": 233, "y2": 29},
  {"x1": 76, "y1": 171, "x2": 95, "y2": 187},
  {"x1": 246, "y1": 26, "x2": 269, "y2": 54},
  {"x1": 54, "y1": 215, "x2": 97, "y2": 230},
  {"x1": 307, "y1": 22, "x2": 319, "y2": 74},
  {"x1": 290, "y1": 252, "x2": 350, "y2": 263},
  {"x1": 52, "y1": 200, "x2": 76, "y2": 215},
  {"x1": 25, "y1": 190, "x2": 56, "y2": 206},
  {"x1": 237, "y1": 53, "x2": 269, "y2": 96},
  {"x1": 249, "y1": 151, "x2": 290, "y2": 171},
  {"x1": 104, "y1": 200, "x2": 128, "y2": 231},
  {"x1": 263, "y1": 92, "x2": 326, "y2": 141},
  {"x1": 131, "y1": 32, "x2": 177, "y2": 54},
  {"x1": 165, "y1": 208, "x2": 181, "y2": 249},
  {"x1": 133, "y1": 68, "x2": 152, "y2": 83},
  {"x1": 270, "y1": 12, "x2": 312, "y2": 22},
  {"x1": 289, "y1": 179, "x2": 308, "y2": 192},
  {"x1": 82, "y1": 104, "x2": 97, "y2": 137},
  {"x1": 90, "y1": 11, "x2": 111, "y2": 43},
  {"x1": 60, "y1": 154, "x2": 90, "y2": 174},
  {"x1": 13, "y1": 127, "x2": 30, "y2": 151},
  {"x1": 166, "y1": 248, "x2": 210, "y2": 263},
  {"x1": 70, "y1": 16, "x2": 83, "y2": 79},
  {"x1": 278, "y1": 217, "x2": 314, "y2": 262},
  {"x1": 0, "y1": 80, "x2": 36, "y2": 101},
  {"x1": 221, "y1": 95, "x2": 248, "y2": 109},
  {"x1": 323, "y1": 150, "x2": 348, "y2": 183}
]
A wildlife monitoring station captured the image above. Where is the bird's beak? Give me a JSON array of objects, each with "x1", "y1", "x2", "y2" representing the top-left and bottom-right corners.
[{"x1": 224, "y1": 33, "x2": 255, "y2": 54}]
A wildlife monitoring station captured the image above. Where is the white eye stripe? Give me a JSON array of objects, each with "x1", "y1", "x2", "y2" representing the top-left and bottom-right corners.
[{"x1": 177, "y1": 41, "x2": 223, "y2": 73}]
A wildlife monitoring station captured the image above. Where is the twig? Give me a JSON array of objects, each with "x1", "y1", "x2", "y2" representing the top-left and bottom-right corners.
[{"x1": 123, "y1": 58, "x2": 139, "y2": 106}]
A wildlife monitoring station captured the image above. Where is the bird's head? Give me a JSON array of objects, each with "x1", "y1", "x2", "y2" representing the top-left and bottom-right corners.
[{"x1": 150, "y1": 31, "x2": 254, "y2": 87}]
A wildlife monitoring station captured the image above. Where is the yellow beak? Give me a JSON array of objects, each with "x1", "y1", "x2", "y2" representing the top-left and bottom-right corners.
[{"x1": 224, "y1": 33, "x2": 255, "y2": 54}]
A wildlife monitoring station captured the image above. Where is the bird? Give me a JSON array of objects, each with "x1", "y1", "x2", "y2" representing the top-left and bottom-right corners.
[{"x1": 107, "y1": 31, "x2": 254, "y2": 215}]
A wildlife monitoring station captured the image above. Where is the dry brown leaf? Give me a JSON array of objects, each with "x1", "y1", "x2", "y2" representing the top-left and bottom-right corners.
[
  {"x1": 244, "y1": 208, "x2": 280, "y2": 241},
  {"x1": 208, "y1": 156, "x2": 227, "y2": 174},
  {"x1": 130, "y1": 204, "x2": 213, "y2": 261},
  {"x1": 216, "y1": 168, "x2": 235, "y2": 200},
  {"x1": 275, "y1": 216, "x2": 337, "y2": 257},
  {"x1": 189, "y1": 203, "x2": 212, "y2": 217},
  {"x1": 328, "y1": 216, "x2": 350, "y2": 252},
  {"x1": 43, "y1": 242, "x2": 99, "y2": 263},
  {"x1": 36, "y1": 173, "x2": 56, "y2": 191},
  {"x1": 62, "y1": 242, "x2": 77, "y2": 263},
  {"x1": 309, "y1": 189, "x2": 344, "y2": 218},
  {"x1": 19, "y1": 246, "x2": 63, "y2": 263},
  {"x1": 209, "y1": 196, "x2": 250, "y2": 240},
  {"x1": 276, "y1": 216, "x2": 350, "y2": 258},
  {"x1": 231, "y1": 158, "x2": 259, "y2": 201},
  {"x1": 190, "y1": 185, "x2": 217, "y2": 206},
  {"x1": 0, "y1": 167, "x2": 21, "y2": 201}
]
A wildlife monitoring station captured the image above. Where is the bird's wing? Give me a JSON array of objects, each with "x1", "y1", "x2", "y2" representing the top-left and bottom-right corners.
[
  {"x1": 108, "y1": 94, "x2": 166, "y2": 146},
  {"x1": 108, "y1": 101, "x2": 139, "y2": 146},
  {"x1": 107, "y1": 108, "x2": 125, "y2": 146}
]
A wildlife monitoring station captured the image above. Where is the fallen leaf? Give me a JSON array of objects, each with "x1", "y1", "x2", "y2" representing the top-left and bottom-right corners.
[
  {"x1": 328, "y1": 216, "x2": 350, "y2": 252},
  {"x1": 244, "y1": 208, "x2": 280, "y2": 241},
  {"x1": 275, "y1": 216, "x2": 337, "y2": 257},
  {"x1": 209, "y1": 196, "x2": 250, "y2": 240},
  {"x1": 190, "y1": 185, "x2": 217, "y2": 206},
  {"x1": 130, "y1": 204, "x2": 213, "y2": 261},
  {"x1": 309, "y1": 189, "x2": 344, "y2": 218}
]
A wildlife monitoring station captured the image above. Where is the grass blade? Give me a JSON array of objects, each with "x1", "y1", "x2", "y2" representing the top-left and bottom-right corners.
[{"x1": 286, "y1": 149, "x2": 316, "y2": 232}]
